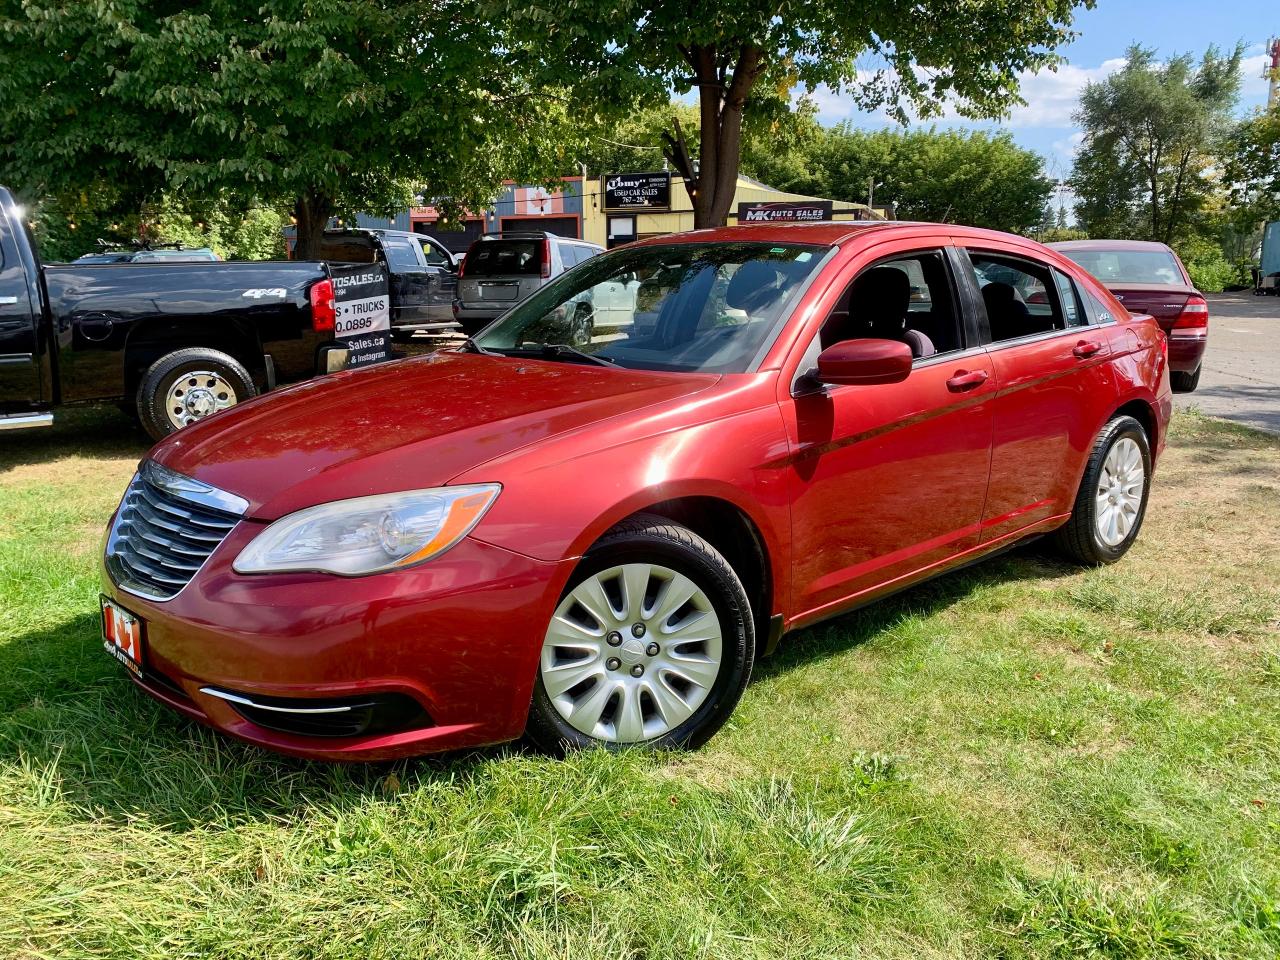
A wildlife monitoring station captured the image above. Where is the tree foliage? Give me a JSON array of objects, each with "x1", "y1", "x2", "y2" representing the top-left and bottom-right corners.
[
  {"x1": 808, "y1": 127, "x2": 1053, "y2": 233},
  {"x1": 29, "y1": 188, "x2": 288, "y2": 263},
  {"x1": 493, "y1": 0, "x2": 1093, "y2": 228},
  {"x1": 574, "y1": 101, "x2": 1054, "y2": 233},
  {"x1": 1223, "y1": 107, "x2": 1280, "y2": 223},
  {"x1": 1069, "y1": 44, "x2": 1243, "y2": 244},
  {"x1": 0, "y1": 0, "x2": 581, "y2": 257}
]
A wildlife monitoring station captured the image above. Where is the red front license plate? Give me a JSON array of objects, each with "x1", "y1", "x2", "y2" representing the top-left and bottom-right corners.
[{"x1": 101, "y1": 596, "x2": 144, "y2": 678}]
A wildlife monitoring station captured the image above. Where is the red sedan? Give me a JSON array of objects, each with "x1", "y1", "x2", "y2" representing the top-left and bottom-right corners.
[
  {"x1": 100, "y1": 222, "x2": 1172, "y2": 760},
  {"x1": 1050, "y1": 239, "x2": 1207, "y2": 392}
]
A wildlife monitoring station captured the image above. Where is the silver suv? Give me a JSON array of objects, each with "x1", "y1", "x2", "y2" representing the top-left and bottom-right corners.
[{"x1": 453, "y1": 232, "x2": 603, "y2": 337}]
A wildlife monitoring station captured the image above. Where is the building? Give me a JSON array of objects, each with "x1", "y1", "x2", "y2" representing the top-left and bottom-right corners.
[{"x1": 356, "y1": 173, "x2": 882, "y2": 253}]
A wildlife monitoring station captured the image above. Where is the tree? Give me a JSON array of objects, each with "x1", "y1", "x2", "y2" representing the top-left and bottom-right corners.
[
  {"x1": 493, "y1": 0, "x2": 1094, "y2": 228},
  {"x1": 1223, "y1": 107, "x2": 1280, "y2": 223},
  {"x1": 1069, "y1": 44, "x2": 1243, "y2": 244},
  {"x1": 808, "y1": 128, "x2": 1054, "y2": 233},
  {"x1": 0, "y1": 1, "x2": 580, "y2": 257},
  {"x1": 574, "y1": 96, "x2": 828, "y2": 197}
]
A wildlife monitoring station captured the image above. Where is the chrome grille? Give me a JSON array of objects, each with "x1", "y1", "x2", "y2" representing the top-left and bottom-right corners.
[{"x1": 105, "y1": 461, "x2": 248, "y2": 601}]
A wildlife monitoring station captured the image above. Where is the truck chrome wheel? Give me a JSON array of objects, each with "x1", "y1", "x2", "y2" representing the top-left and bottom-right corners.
[
  {"x1": 1095, "y1": 436, "x2": 1144, "y2": 546},
  {"x1": 540, "y1": 562, "x2": 723, "y2": 744},
  {"x1": 166, "y1": 370, "x2": 238, "y2": 429}
]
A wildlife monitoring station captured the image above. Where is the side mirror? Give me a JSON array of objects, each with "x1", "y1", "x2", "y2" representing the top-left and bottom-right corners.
[{"x1": 815, "y1": 338, "x2": 912, "y2": 386}]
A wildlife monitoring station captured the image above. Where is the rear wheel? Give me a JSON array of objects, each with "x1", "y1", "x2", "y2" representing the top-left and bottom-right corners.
[
  {"x1": 569, "y1": 303, "x2": 594, "y2": 347},
  {"x1": 1170, "y1": 365, "x2": 1201, "y2": 392},
  {"x1": 1052, "y1": 415, "x2": 1152, "y2": 565},
  {"x1": 137, "y1": 347, "x2": 256, "y2": 441},
  {"x1": 526, "y1": 515, "x2": 754, "y2": 753}
]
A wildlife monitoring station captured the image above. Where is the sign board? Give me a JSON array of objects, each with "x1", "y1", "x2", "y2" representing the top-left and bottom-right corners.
[
  {"x1": 330, "y1": 263, "x2": 391, "y2": 369},
  {"x1": 602, "y1": 172, "x2": 671, "y2": 211},
  {"x1": 736, "y1": 201, "x2": 833, "y2": 223}
]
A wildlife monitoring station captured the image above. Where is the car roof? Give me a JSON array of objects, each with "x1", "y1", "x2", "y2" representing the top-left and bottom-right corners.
[
  {"x1": 625, "y1": 220, "x2": 1039, "y2": 249},
  {"x1": 479, "y1": 232, "x2": 597, "y2": 245},
  {"x1": 1047, "y1": 239, "x2": 1176, "y2": 253}
]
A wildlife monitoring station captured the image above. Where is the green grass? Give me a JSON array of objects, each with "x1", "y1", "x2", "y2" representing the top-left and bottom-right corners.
[{"x1": 1, "y1": 406, "x2": 1278, "y2": 959}]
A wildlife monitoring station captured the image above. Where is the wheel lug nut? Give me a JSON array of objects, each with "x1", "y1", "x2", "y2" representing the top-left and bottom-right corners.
[
  {"x1": 606, "y1": 631, "x2": 622, "y2": 647},
  {"x1": 630, "y1": 664, "x2": 644, "y2": 678},
  {"x1": 606, "y1": 657, "x2": 621, "y2": 671},
  {"x1": 631, "y1": 622, "x2": 646, "y2": 638},
  {"x1": 646, "y1": 642, "x2": 659, "y2": 656}
]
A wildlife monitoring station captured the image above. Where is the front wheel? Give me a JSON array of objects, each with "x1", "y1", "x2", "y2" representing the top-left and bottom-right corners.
[
  {"x1": 137, "y1": 347, "x2": 256, "y2": 441},
  {"x1": 526, "y1": 515, "x2": 754, "y2": 753},
  {"x1": 1052, "y1": 415, "x2": 1152, "y2": 565}
]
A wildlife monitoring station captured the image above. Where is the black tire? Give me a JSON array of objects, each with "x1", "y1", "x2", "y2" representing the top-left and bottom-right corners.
[
  {"x1": 136, "y1": 347, "x2": 256, "y2": 441},
  {"x1": 1052, "y1": 415, "x2": 1152, "y2": 565},
  {"x1": 1170, "y1": 365, "x2": 1201, "y2": 393},
  {"x1": 526, "y1": 514, "x2": 755, "y2": 755},
  {"x1": 570, "y1": 304, "x2": 595, "y2": 347}
]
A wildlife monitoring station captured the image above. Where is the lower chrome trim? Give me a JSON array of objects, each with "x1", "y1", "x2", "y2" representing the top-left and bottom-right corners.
[
  {"x1": 0, "y1": 411, "x2": 53, "y2": 430},
  {"x1": 199, "y1": 687, "x2": 354, "y2": 715}
]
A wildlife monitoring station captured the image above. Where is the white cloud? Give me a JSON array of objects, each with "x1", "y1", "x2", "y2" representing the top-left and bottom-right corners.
[
  {"x1": 809, "y1": 57, "x2": 1127, "y2": 130},
  {"x1": 1240, "y1": 53, "x2": 1272, "y2": 103}
]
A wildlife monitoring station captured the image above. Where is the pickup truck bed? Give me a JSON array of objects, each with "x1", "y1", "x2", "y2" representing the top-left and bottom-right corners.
[{"x1": 0, "y1": 186, "x2": 369, "y2": 439}]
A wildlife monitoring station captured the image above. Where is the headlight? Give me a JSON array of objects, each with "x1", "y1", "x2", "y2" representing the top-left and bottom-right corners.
[{"x1": 233, "y1": 484, "x2": 500, "y2": 576}]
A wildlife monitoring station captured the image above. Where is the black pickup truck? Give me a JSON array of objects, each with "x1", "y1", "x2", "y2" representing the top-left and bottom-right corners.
[{"x1": 0, "y1": 186, "x2": 382, "y2": 440}]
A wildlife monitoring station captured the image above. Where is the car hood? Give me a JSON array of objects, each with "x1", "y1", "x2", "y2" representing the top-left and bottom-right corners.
[{"x1": 151, "y1": 352, "x2": 719, "y2": 519}]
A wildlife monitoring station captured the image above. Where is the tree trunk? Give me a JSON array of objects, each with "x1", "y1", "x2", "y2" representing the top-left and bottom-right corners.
[
  {"x1": 292, "y1": 189, "x2": 333, "y2": 260},
  {"x1": 668, "y1": 44, "x2": 765, "y2": 230}
]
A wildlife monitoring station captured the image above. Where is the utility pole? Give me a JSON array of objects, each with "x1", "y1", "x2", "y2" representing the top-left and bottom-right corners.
[{"x1": 1268, "y1": 38, "x2": 1279, "y2": 109}]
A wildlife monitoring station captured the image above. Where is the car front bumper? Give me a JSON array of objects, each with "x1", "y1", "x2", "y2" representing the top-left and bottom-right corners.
[{"x1": 101, "y1": 521, "x2": 571, "y2": 761}]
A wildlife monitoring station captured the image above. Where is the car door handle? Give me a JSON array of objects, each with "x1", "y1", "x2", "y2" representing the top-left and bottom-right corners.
[
  {"x1": 1073, "y1": 340, "x2": 1102, "y2": 359},
  {"x1": 0, "y1": 296, "x2": 17, "y2": 305},
  {"x1": 946, "y1": 369, "x2": 989, "y2": 392}
]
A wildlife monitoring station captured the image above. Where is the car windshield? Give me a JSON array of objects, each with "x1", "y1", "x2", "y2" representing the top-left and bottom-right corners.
[
  {"x1": 1060, "y1": 249, "x2": 1183, "y2": 285},
  {"x1": 472, "y1": 241, "x2": 829, "y2": 373}
]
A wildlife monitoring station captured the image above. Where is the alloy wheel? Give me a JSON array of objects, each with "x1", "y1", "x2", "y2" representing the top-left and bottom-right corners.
[
  {"x1": 540, "y1": 562, "x2": 723, "y2": 744},
  {"x1": 1095, "y1": 436, "x2": 1144, "y2": 547}
]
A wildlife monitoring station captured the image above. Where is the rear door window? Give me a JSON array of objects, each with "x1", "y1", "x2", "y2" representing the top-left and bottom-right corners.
[
  {"x1": 969, "y1": 253, "x2": 1066, "y2": 343},
  {"x1": 466, "y1": 240, "x2": 543, "y2": 276},
  {"x1": 382, "y1": 237, "x2": 424, "y2": 272}
]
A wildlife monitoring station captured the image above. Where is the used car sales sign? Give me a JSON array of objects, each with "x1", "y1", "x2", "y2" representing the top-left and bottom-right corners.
[
  {"x1": 603, "y1": 172, "x2": 671, "y2": 210},
  {"x1": 737, "y1": 201, "x2": 833, "y2": 223},
  {"x1": 331, "y1": 263, "x2": 391, "y2": 368}
]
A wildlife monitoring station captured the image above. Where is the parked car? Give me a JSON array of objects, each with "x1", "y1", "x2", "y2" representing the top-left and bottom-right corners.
[
  {"x1": 100, "y1": 221, "x2": 1171, "y2": 761},
  {"x1": 311, "y1": 228, "x2": 459, "y2": 339},
  {"x1": 1050, "y1": 239, "x2": 1207, "y2": 392},
  {"x1": 75, "y1": 246, "x2": 221, "y2": 264},
  {"x1": 453, "y1": 232, "x2": 604, "y2": 336},
  {"x1": 0, "y1": 186, "x2": 351, "y2": 440}
]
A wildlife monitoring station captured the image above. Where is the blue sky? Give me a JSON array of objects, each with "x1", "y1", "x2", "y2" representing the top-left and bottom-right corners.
[{"x1": 810, "y1": 1, "x2": 1277, "y2": 194}]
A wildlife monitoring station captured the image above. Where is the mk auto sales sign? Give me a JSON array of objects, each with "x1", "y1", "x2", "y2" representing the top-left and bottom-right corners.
[
  {"x1": 330, "y1": 263, "x2": 391, "y2": 369},
  {"x1": 737, "y1": 201, "x2": 833, "y2": 223}
]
